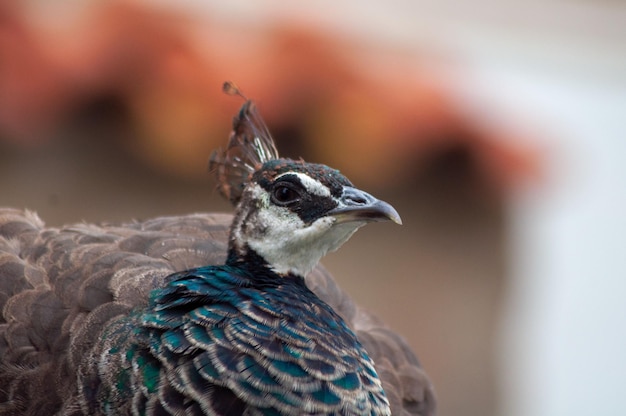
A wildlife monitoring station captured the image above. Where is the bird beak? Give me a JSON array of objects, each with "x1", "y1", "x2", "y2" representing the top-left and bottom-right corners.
[{"x1": 328, "y1": 186, "x2": 402, "y2": 225}]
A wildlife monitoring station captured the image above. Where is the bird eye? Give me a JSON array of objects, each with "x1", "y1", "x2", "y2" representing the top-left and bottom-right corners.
[{"x1": 272, "y1": 184, "x2": 300, "y2": 205}]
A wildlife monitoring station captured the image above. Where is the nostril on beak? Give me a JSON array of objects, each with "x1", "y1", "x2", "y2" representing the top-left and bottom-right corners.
[
  {"x1": 342, "y1": 187, "x2": 374, "y2": 206},
  {"x1": 348, "y1": 195, "x2": 368, "y2": 205}
]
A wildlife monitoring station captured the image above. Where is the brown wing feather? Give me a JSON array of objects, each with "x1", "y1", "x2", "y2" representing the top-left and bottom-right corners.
[{"x1": 0, "y1": 209, "x2": 435, "y2": 415}]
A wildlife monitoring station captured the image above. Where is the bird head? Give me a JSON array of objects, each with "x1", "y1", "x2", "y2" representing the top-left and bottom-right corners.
[{"x1": 210, "y1": 82, "x2": 401, "y2": 277}]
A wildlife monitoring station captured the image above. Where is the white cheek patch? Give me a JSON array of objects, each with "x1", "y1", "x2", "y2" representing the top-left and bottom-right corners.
[
  {"x1": 245, "y1": 204, "x2": 363, "y2": 276},
  {"x1": 276, "y1": 172, "x2": 331, "y2": 198},
  {"x1": 236, "y1": 181, "x2": 362, "y2": 277}
]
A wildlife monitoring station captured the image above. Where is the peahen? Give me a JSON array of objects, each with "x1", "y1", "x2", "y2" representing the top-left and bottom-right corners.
[{"x1": 0, "y1": 84, "x2": 436, "y2": 415}]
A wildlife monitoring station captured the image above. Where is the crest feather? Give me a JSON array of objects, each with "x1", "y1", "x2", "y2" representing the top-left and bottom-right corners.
[{"x1": 210, "y1": 82, "x2": 280, "y2": 205}]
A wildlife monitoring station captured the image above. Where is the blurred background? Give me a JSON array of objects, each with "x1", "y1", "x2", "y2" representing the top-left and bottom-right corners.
[{"x1": 1, "y1": 1, "x2": 625, "y2": 415}]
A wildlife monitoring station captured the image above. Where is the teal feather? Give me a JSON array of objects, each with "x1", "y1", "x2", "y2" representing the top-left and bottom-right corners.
[{"x1": 89, "y1": 262, "x2": 390, "y2": 415}]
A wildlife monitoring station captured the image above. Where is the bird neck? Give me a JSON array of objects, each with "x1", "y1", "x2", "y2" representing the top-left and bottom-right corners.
[{"x1": 225, "y1": 245, "x2": 306, "y2": 284}]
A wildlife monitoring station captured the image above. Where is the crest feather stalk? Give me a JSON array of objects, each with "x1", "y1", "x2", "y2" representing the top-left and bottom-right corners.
[{"x1": 209, "y1": 82, "x2": 280, "y2": 205}]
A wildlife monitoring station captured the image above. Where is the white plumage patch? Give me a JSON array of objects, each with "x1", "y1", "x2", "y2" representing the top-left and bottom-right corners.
[
  {"x1": 237, "y1": 184, "x2": 364, "y2": 277},
  {"x1": 276, "y1": 172, "x2": 331, "y2": 198}
]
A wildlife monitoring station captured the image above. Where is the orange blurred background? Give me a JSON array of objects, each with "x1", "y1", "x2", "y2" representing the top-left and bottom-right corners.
[{"x1": 2, "y1": 1, "x2": 625, "y2": 415}]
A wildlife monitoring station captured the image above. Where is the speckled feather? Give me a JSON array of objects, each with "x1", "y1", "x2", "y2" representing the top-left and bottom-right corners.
[{"x1": 0, "y1": 210, "x2": 435, "y2": 415}]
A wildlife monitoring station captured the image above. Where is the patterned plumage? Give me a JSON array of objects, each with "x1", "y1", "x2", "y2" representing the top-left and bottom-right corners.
[{"x1": 0, "y1": 84, "x2": 436, "y2": 415}]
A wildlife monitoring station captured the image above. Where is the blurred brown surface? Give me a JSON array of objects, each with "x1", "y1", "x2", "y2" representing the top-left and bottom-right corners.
[{"x1": 0, "y1": 2, "x2": 542, "y2": 415}]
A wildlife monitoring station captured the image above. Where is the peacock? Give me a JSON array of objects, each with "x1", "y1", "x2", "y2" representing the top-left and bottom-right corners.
[{"x1": 0, "y1": 83, "x2": 436, "y2": 415}]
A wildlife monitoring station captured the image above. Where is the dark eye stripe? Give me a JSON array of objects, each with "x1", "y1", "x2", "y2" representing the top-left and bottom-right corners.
[
  {"x1": 253, "y1": 159, "x2": 352, "y2": 198},
  {"x1": 274, "y1": 174, "x2": 303, "y2": 187},
  {"x1": 293, "y1": 195, "x2": 338, "y2": 225},
  {"x1": 264, "y1": 173, "x2": 339, "y2": 225}
]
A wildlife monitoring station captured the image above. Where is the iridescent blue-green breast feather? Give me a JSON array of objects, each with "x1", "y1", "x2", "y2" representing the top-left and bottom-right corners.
[{"x1": 92, "y1": 262, "x2": 389, "y2": 415}]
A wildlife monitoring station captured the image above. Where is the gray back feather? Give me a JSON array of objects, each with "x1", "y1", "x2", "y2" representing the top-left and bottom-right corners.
[{"x1": 0, "y1": 208, "x2": 435, "y2": 415}]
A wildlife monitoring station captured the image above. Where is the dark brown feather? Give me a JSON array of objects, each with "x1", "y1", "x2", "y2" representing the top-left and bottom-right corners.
[{"x1": 209, "y1": 84, "x2": 279, "y2": 205}]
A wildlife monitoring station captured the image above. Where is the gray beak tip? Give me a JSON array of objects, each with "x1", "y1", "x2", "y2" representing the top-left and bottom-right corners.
[
  {"x1": 390, "y1": 210, "x2": 403, "y2": 225},
  {"x1": 378, "y1": 201, "x2": 402, "y2": 225},
  {"x1": 329, "y1": 187, "x2": 403, "y2": 226}
]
